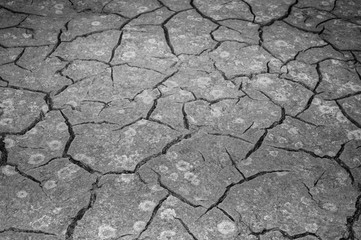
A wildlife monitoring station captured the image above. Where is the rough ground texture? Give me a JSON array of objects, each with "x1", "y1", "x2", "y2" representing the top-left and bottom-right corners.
[{"x1": 0, "y1": 0, "x2": 361, "y2": 239}]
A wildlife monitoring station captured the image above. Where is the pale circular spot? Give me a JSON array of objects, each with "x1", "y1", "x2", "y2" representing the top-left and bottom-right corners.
[
  {"x1": 233, "y1": 118, "x2": 245, "y2": 124},
  {"x1": 210, "y1": 89, "x2": 224, "y2": 98},
  {"x1": 1, "y1": 165, "x2": 17, "y2": 176},
  {"x1": 121, "y1": 158, "x2": 136, "y2": 170},
  {"x1": 138, "y1": 6, "x2": 149, "y2": 12},
  {"x1": 139, "y1": 200, "x2": 156, "y2": 211},
  {"x1": 166, "y1": 151, "x2": 178, "y2": 160},
  {"x1": 159, "y1": 165, "x2": 169, "y2": 173},
  {"x1": 43, "y1": 180, "x2": 57, "y2": 189},
  {"x1": 74, "y1": 153, "x2": 94, "y2": 164},
  {"x1": 153, "y1": 114, "x2": 163, "y2": 120},
  {"x1": 168, "y1": 172, "x2": 178, "y2": 181},
  {"x1": 275, "y1": 40, "x2": 289, "y2": 47},
  {"x1": 28, "y1": 127, "x2": 38, "y2": 135},
  {"x1": 305, "y1": 223, "x2": 319, "y2": 232},
  {"x1": 41, "y1": 105, "x2": 49, "y2": 113},
  {"x1": 191, "y1": 178, "x2": 200, "y2": 186},
  {"x1": 240, "y1": 157, "x2": 252, "y2": 166},
  {"x1": 52, "y1": 207, "x2": 62, "y2": 214},
  {"x1": 98, "y1": 225, "x2": 117, "y2": 239},
  {"x1": 31, "y1": 215, "x2": 52, "y2": 230},
  {"x1": 184, "y1": 171, "x2": 197, "y2": 181},
  {"x1": 22, "y1": 33, "x2": 32, "y2": 38},
  {"x1": 288, "y1": 127, "x2": 299, "y2": 135},
  {"x1": 312, "y1": 97, "x2": 321, "y2": 105},
  {"x1": 4, "y1": 137, "x2": 15, "y2": 148},
  {"x1": 55, "y1": 10, "x2": 63, "y2": 14},
  {"x1": 149, "y1": 184, "x2": 163, "y2": 191},
  {"x1": 276, "y1": 171, "x2": 289, "y2": 176},
  {"x1": 0, "y1": 98, "x2": 14, "y2": 108},
  {"x1": 91, "y1": 21, "x2": 101, "y2": 26},
  {"x1": 57, "y1": 164, "x2": 80, "y2": 180},
  {"x1": 314, "y1": 148, "x2": 323, "y2": 155},
  {"x1": 122, "y1": 51, "x2": 136, "y2": 59},
  {"x1": 147, "y1": 38, "x2": 157, "y2": 44},
  {"x1": 321, "y1": 1, "x2": 330, "y2": 6},
  {"x1": 297, "y1": 73, "x2": 309, "y2": 80},
  {"x1": 269, "y1": 151, "x2": 278, "y2": 157},
  {"x1": 119, "y1": 174, "x2": 134, "y2": 183},
  {"x1": 159, "y1": 230, "x2": 176, "y2": 239},
  {"x1": 137, "y1": 119, "x2": 148, "y2": 125},
  {"x1": 133, "y1": 221, "x2": 146, "y2": 232},
  {"x1": 322, "y1": 202, "x2": 338, "y2": 212},
  {"x1": 217, "y1": 220, "x2": 236, "y2": 235},
  {"x1": 67, "y1": 87, "x2": 78, "y2": 92},
  {"x1": 196, "y1": 77, "x2": 211, "y2": 89},
  {"x1": 47, "y1": 140, "x2": 62, "y2": 151},
  {"x1": 28, "y1": 153, "x2": 46, "y2": 165},
  {"x1": 336, "y1": 111, "x2": 348, "y2": 123},
  {"x1": 273, "y1": 92, "x2": 288, "y2": 101},
  {"x1": 347, "y1": 129, "x2": 361, "y2": 140},
  {"x1": 165, "y1": 196, "x2": 179, "y2": 206},
  {"x1": 66, "y1": 101, "x2": 78, "y2": 107},
  {"x1": 219, "y1": 51, "x2": 230, "y2": 58},
  {"x1": 160, "y1": 208, "x2": 176, "y2": 220},
  {"x1": 122, "y1": 33, "x2": 132, "y2": 39},
  {"x1": 179, "y1": 185, "x2": 190, "y2": 194},
  {"x1": 256, "y1": 76, "x2": 273, "y2": 86},
  {"x1": 327, "y1": 151, "x2": 336, "y2": 157},
  {"x1": 124, "y1": 127, "x2": 137, "y2": 137},
  {"x1": 54, "y1": 3, "x2": 64, "y2": 9},
  {"x1": 94, "y1": 50, "x2": 105, "y2": 56},
  {"x1": 175, "y1": 160, "x2": 192, "y2": 171},
  {"x1": 0, "y1": 118, "x2": 13, "y2": 126},
  {"x1": 16, "y1": 190, "x2": 28, "y2": 198},
  {"x1": 352, "y1": 157, "x2": 360, "y2": 164},
  {"x1": 319, "y1": 105, "x2": 337, "y2": 114},
  {"x1": 226, "y1": 82, "x2": 235, "y2": 88},
  {"x1": 294, "y1": 141, "x2": 303, "y2": 148}
]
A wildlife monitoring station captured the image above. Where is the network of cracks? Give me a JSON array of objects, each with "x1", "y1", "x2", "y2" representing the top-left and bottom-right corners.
[{"x1": 0, "y1": 0, "x2": 361, "y2": 240}]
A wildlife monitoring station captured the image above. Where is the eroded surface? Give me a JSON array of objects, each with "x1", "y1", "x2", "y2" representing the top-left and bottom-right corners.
[{"x1": 1, "y1": 0, "x2": 361, "y2": 239}]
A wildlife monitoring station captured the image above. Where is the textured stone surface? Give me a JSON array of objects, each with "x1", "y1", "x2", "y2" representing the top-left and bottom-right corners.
[{"x1": 1, "y1": 0, "x2": 361, "y2": 240}]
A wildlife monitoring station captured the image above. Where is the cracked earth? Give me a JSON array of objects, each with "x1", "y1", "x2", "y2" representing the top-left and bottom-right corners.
[{"x1": 0, "y1": 0, "x2": 361, "y2": 239}]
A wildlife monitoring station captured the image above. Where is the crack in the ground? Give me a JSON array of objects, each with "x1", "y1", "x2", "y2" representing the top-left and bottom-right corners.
[
  {"x1": 14, "y1": 165, "x2": 42, "y2": 185},
  {"x1": 335, "y1": 100, "x2": 361, "y2": 129},
  {"x1": 0, "y1": 227, "x2": 56, "y2": 235},
  {"x1": 0, "y1": 136, "x2": 8, "y2": 166},
  {"x1": 250, "y1": 227, "x2": 322, "y2": 240},
  {"x1": 225, "y1": 148, "x2": 246, "y2": 179},
  {"x1": 199, "y1": 169, "x2": 288, "y2": 219},
  {"x1": 271, "y1": 143, "x2": 355, "y2": 184},
  {"x1": 216, "y1": 206, "x2": 235, "y2": 222},
  {"x1": 341, "y1": 193, "x2": 361, "y2": 240},
  {"x1": 1, "y1": 1, "x2": 360, "y2": 238},
  {"x1": 59, "y1": 110, "x2": 75, "y2": 157},
  {"x1": 135, "y1": 193, "x2": 170, "y2": 240},
  {"x1": 152, "y1": 169, "x2": 204, "y2": 208},
  {"x1": 104, "y1": 132, "x2": 194, "y2": 176},
  {"x1": 0, "y1": 111, "x2": 45, "y2": 136},
  {"x1": 207, "y1": 132, "x2": 252, "y2": 144},
  {"x1": 0, "y1": 4, "x2": 45, "y2": 17},
  {"x1": 65, "y1": 177, "x2": 100, "y2": 240},
  {"x1": 181, "y1": 103, "x2": 190, "y2": 130},
  {"x1": 44, "y1": 28, "x2": 64, "y2": 60},
  {"x1": 175, "y1": 217, "x2": 199, "y2": 240}
]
